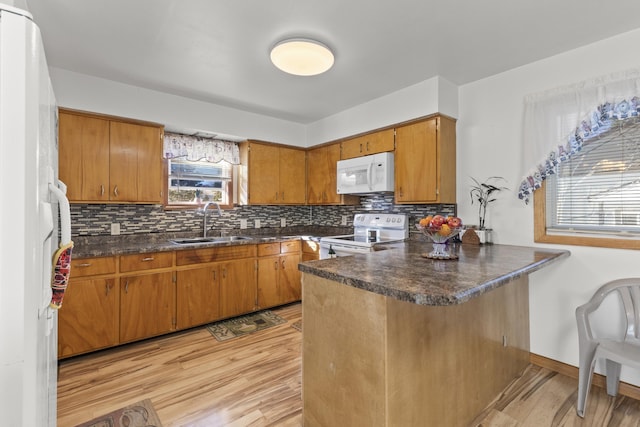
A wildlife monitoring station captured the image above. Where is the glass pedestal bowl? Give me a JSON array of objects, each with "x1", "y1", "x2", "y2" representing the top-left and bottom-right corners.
[{"x1": 416, "y1": 224, "x2": 463, "y2": 260}]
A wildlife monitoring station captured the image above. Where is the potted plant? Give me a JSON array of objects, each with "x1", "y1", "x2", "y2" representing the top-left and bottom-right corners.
[{"x1": 468, "y1": 176, "x2": 509, "y2": 243}]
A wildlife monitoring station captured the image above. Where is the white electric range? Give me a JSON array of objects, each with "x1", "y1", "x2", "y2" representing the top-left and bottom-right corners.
[{"x1": 319, "y1": 213, "x2": 409, "y2": 259}]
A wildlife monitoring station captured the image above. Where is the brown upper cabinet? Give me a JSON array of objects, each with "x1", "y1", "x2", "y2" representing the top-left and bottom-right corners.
[
  {"x1": 239, "y1": 141, "x2": 306, "y2": 205},
  {"x1": 394, "y1": 116, "x2": 456, "y2": 204},
  {"x1": 58, "y1": 109, "x2": 164, "y2": 203},
  {"x1": 306, "y1": 143, "x2": 359, "y2": 205},
  {"x1": 340, "y1": 128, "x2": 395, "y2": 160}
]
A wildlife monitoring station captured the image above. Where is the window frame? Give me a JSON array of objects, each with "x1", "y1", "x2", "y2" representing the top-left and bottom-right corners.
[
  {"x1": 162, "y1": 158, "x2": 234, "y2": 210},
  {"x1": 533, "y1": 180, "x2": 640, "y2": 250}
]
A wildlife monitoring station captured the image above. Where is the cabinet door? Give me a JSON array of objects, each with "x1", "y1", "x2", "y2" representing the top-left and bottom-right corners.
[
  {"x1": 248, "y1": 143, "x2": 279, "y2": 204},
  {"x1": 257, "y1": 256, "x2": 280, "y2": 309},
  {"x1": 323, "y1": 143, "x2": 343, "y2": 204},
  {"x1": 177, "y1": 266, "x2": 221, "y2": 329},
  {"x1": 395, "y1": 119, "x2": 438, "y2": 203},
  {"x1": 279, "y1": 147, "x2": 306, "y2": 204},
  {"x1": 360, "y1": 128, "x2": 395, "y2": 156},
  {"x1": 110, "y1": 121, "x2": 141, "y2": 202},
  {"x1": 220, "y1": 258, "x2": 257, "y2": 318},
  {"x1": 306, "y1": 146, "x2": 328, "y2": 204},
  {"x1": 136, "y1": 124, "x2": 163, "y2": 203},
  {"x1": 58, "y1": 112, "x2": 110, "y2": 202},
  {"x1": 58, "y1": 277, "x2": 119, "y2": 358},
  {"x1": 120, "y1": 272, "x2": 175, "y2": 343},
  {"x1": 279, "y1": 253, "x2": 302, "y2": 304},
  {"x1": 341, "y1": 129, "x2": 395, "y2": 159}
]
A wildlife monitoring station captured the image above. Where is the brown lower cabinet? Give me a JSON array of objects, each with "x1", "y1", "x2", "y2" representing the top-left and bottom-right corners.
[
  {"x1": 219, "y1": 258, "x2": 258, "y2": 318},
  {"x1": 119, "y1": 271, "x2": 175, "y2": 343},
  {"x1": 59, "y1": 242, "x2": 301, "y2": 359},
  {"x1": 176, "y1": 266, "x2": 220, "y2": 330},
  {"x1": 57, "y1": 276, "x2": 119, "y2": 358},
  {"x1": 257, "y1": 241, "x2": 302, "y2": 309}
]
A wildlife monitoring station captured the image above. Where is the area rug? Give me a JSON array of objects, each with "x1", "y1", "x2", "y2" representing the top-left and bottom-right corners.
[
  {"x1": 74, "y1": 398, "x2": 163, "y2": 427},
  {"x1": 291, "y1": 320, "x2": 302, "y2": 332},
  {"x1": 206, "y1": 310, "x2": 286, "y2": 341}
]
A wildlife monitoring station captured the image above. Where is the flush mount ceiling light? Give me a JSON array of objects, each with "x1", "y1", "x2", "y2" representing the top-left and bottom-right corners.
[{"x1": 270, "y1": 38, "x2": 334, "y2": 76}]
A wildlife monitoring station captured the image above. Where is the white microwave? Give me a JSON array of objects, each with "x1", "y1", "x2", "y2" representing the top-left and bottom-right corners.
[{"x1": 336, "y1": 152, "x2": 394, "y2": 194}]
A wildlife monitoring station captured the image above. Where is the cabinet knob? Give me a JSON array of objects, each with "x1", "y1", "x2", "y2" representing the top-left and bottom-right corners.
[
  {"x1": 76, "y1": 263, "x2": 92, "y2": 267},
  {"x1": 114, "y1": 185, "x2": 119, "y2": 197},
  {"x1": 141, "y1": 257, "x2": 155, "y2": 262},
  {"x1": 100, "y1": 184, "x2": 105, "y2": 196},
  {"x1": 124, "y1": 280, "x2": 129, "y2": 294},
  {"x1": 281, "y1": 259, "x2": 286, "y2": 269}
]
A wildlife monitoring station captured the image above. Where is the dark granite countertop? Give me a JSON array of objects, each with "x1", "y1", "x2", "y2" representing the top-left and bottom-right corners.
[
  {"x1": 298, "y1": 241, "x2": 570, "y2": 306},
  {"x1": 70, "y1": 226, "x2": 346, "y2": 258}
]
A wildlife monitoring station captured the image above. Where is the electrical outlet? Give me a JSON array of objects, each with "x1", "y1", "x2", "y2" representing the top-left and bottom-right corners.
[
  {"x1": 281, "y1": 218, "x2": 286, "y2": 227},
  {"x1": 255, "y1": 219, "x2": 261, "y2": 228},
  {"x1": 341, "y1": 215, "x2": 348, "y2": 226},
  {"x1": 240, "y1": 219, "x2": 247, "y2": 229},
  {"x1": 110, "y1": 223, "x2": 120, "y2": 236}
]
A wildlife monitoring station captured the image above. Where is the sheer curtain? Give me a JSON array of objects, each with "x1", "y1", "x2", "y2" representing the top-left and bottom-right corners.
[
  {"x1": 518, "y1": 69, "x2": 640, "y2": 203},
  {"x1": 163, "y1": 132, "x2": 240, "y2": 164}
]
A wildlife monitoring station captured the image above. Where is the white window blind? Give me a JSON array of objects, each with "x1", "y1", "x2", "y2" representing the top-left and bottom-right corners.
[{"x1": 546, "y1": 117, "x2": 640, "y2": 237}]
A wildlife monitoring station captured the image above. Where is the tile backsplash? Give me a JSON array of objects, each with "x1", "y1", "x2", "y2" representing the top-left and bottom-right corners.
[{"x1": 70, "y1": 194, "x2": 456, "y2": 237}]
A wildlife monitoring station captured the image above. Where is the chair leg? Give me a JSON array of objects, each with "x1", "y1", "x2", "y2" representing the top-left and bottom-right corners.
[
  {"x1": 577, "y1": 356, "x2": 597, "y2": 417},
  {"x1": 605, "y1": 359, "x2": 622, "y2": 396}
]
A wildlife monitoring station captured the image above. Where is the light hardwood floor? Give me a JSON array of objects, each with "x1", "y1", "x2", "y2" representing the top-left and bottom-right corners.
[{"x1": 58, "y1": 302, "x2": 640, "y2": 426}]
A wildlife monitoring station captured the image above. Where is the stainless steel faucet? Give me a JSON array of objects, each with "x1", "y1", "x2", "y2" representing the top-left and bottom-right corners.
[{"x1": 202, "y1": 201, "x2": 222, "y2": 238}]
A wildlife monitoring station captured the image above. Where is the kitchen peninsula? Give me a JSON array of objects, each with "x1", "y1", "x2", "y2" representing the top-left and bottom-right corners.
[{"x1": 298, "y1": 241, "x2": 569, "y2": 427}]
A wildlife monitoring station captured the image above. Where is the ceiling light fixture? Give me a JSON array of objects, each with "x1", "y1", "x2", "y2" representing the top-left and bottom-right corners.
[{"x1": 270, "y1": 38, "x2": 334, "y2": 76}]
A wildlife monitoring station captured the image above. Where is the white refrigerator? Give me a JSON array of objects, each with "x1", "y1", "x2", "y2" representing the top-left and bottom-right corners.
[{"x1": 0, "y1": 4, "x2": 71, "y2": 426}]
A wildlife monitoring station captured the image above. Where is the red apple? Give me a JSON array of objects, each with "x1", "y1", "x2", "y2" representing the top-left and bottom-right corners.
[
  {"x1": 431, "y1": 215, "x2": 445, "y2": 227},
  {"x1": 447, "y1": 216, "x2": 462, "y2": 228}
]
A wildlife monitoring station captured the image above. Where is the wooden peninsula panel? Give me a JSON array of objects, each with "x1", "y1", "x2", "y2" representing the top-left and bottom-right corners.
[{"x1": 302, "y1": 273, "x2": 530, "y2": 427}]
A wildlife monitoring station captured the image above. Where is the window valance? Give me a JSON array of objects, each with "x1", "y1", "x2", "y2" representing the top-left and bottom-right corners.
[
  {"x1": 163, "y1": 132, "x2": 241, "y2": 164},
  {"x1": 518, "y1": 69, "x2": 640, "y2": 204}
]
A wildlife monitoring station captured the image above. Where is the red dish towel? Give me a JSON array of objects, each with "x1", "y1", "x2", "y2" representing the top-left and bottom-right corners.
[{"x1": 50, "y1": 241, "x2": 74, "y2": 309}]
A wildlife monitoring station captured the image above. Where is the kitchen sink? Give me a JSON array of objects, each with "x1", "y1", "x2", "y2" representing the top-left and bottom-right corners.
[{"x1": 169, "y1": 236, "x2": 253, "y2": 245}]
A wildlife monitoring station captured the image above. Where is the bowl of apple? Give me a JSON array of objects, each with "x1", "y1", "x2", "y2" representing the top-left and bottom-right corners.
[{"x1": 416, "y1": 215, "x2": 463, "y2": 260}]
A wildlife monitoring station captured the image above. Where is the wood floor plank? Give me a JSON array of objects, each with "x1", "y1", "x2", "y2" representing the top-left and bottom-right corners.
[{"x1": 58, "y1": 302, "x2": 640, "y2": 427}]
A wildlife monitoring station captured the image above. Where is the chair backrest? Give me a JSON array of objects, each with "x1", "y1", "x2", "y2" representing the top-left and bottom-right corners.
[{"x1": 577, "y1": 278, "x2": 640, "y2": 343}]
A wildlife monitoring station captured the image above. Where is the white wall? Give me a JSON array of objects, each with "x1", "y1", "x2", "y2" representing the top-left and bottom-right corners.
[
  {"x1": 457, "y1": 27, "x2": 640, "y2": 386},
  {"x1": 49, "y1": 67, "x2": 307, "y2": 147}
]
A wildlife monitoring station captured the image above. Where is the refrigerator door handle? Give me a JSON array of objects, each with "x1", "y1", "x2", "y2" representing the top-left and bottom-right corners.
[
  {"x1": 49, "y1": 180, "x2": 74, "y2": 309},
  {"x1": 49, "y1": 180, "x2": 72, "y2": 245}
]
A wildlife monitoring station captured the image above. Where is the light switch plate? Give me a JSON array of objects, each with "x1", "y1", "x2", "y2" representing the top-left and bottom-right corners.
[
  {"x1": 110, "y1": 223, "x2": 120, "y2": 235},
  {"x1": 240, "y1": 219, "x2": 247, "y2": 229},
  {"x1": 281, "y1": 218, "x2": 286, "y2": 227},
  {"x1": 255, "y1": 219, "x2": 261, "y2": 228},
  {"x1": 341, "y1": 215, "x2": 348, "y2": 226}
]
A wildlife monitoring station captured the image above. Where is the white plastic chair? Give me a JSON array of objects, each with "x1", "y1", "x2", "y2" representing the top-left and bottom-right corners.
[{"x1": 575, "y1": 278, "x2": 640, "y2": 417}]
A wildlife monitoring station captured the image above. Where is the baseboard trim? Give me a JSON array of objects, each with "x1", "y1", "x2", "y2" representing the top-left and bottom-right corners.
[{"x1": 530, "y1": 353, "x2": 640, "y2": 401}]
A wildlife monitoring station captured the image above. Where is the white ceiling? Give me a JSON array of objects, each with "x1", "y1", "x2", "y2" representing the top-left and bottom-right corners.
[{"x1": 26, "y1": 0, "x2": 640, "y2": 124}]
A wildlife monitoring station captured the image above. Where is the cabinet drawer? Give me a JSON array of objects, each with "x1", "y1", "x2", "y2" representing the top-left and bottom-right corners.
[
  {"x1": 301, "y1": 239, "x2": 320, "y2": 254},
  {"x1": 70, "y1": 256, "x2": 116, "y2": 278},
  {"x1": 281, "y1": 240, "x2": 301, "y2": 254},
  {"x1": 177, "y1": 244, "x2": 257, "y2": 266},
  {"x1": 258, "y1": 243, "x2": 280, "y2": 257},
  {"x1": 120, "y1": 251, "x2": 173, "y2": 272}
]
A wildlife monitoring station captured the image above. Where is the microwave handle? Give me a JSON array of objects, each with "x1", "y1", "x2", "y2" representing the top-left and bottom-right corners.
[{"x1": 367, "y1": 162, "x2": 373, "y2": 191}]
